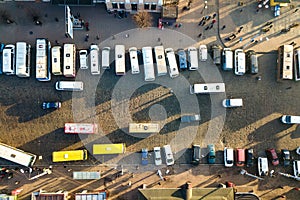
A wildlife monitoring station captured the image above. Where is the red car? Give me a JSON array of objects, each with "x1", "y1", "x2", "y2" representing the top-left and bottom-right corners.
[
  {"x1": 266, "y1": 148, "x2": 279, "y2": 166},
  {"x1": 158, "y1": 18, "x2": 163, "y2": 29}
]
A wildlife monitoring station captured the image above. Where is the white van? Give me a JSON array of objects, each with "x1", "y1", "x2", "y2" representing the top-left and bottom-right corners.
[
  {"x1": 222, "y1": 99, "x2": 243, "y2": 108},
  {"x1": 258, "y1": 157, "x2": 269, "y2": 176},
  {"x1": 234, "y1": 49, "x2": 246, "y2": 76},
  {"x1": 52, "y1": 46, "x2": 62, "y2": 75},
  {"x1": 190, "y1": 83, "x2": 225, "y2": 94},
  {"x1": 224, "y1": 147, "x2": 234, "y2": 167},
  {"x1": 79, "y1": 50, "x2": 88, "y2": 69},
  {"x1": 222, "y1": 48, "x2": 233, "y2": 70},
  {"x1": 199, "y1": 44, "x2": 208, "y2": 61},
  {"x1": 154, "y1": 46, "x2": 167, "y2": 76},
  {"x1": 165, "y1": 48, "x2": 179, "y2": 78},
  {"x1": 16, "y1": 42, "x2": 31, "y2": 77},
  {"x1": 102, "y1": 47, "x2": 110, "y2": 69},
  {"x1": 55, "y1": 81, "x2": 83, "y2": 91},
  {"x1": 293, "y1": 160, "x2": 300, "y2": 179},
  {"x1": 187, "y1": 47, "x2": 199, "y2": 70},
  {"x1": 90, "y1": 45, "x2": 100, "y2": 75},
  {"x1": 163, "y1": 145, "x2": 174, "y2": 166},
  {"x1": 2, "y1": 44, "x2": 15, "y2": 75},
  {"x1": 281, "y1": 115, "x2": 300, "y2": 124},
  {"x1": 129, "y1": 47, "x2": 140, "y2": 74}
]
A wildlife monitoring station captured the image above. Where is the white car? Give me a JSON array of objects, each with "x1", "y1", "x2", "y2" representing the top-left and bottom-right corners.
[
  {"x1": 258, "y1": 157, "x2": 269, "y2": 176},
  {"x1": 224, "y1": 147, "x2": 234, "y2": 167},
  {"x1": 163, "y1": 145, "x2": 174, "y2": 166},
  {"x1": 293, "y1": 160, "x2": 300, "y2": 180},
  {"x1": 79, "y1": 50, "x2": 88, "y2": 69},
  {"x1": 222, "y1": 99, "x2": 243, "y2": 108},
  {"x1": 281, "y1": 115, "x2": 300, "y2": 124},
  {"x1": 199, "y1": 44, "x2": 207, "y2": 61},
  {"x1": 153, "y1": 147, "x2": 162, "y2": 166}
]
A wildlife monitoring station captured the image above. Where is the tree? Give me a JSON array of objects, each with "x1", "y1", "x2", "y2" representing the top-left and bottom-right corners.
[{"x1": 132, "y1": 12, "x2": 153, "y2": 28}]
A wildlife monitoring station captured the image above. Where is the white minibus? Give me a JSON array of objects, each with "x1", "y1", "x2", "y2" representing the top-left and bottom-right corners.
[
  {"x1": 187, "y1": 47, "x2": 199, "y2": 70},
  {"x1": 142, "y1": 46, "x2": 155, "y2": 81},
  {"x1": 294, "y1": 49, "x2": 300, "y2": 81},
  {"x1": 234, "y1": 49, "x2": 246, "y2": 76},
  {"x1": 154, "y1": 46, "x2": 167, "y2": 76},
  {"x1": 129, "y1": 47, "x2": 140, "y2": 74},
  {"x1": 129, "y1": 123, "x2": 160, "y2": 133},
  {"x1": 165, "y1": 48, "x2": 179, "y2": 78},
  {"x1": 55, "y1": 81, "x2": 83, "y2": 91},
  {"x1": 102, "y1": 47, "x2": 110, "y2": 69},
  {"x1": 16, "y1": 42, "x2": 31, "y2": 77},
  {"x1": 63, "y1": 43, "x2": 76, "y2": 77},
  {"x1": 199, "y1": 44, "x2": 208, "y2": 61},
  {"x1": 222, "y1": 48, "x2": 233, "y2": 71},
  {"x1": 90, "y1": 45, "x2": 100, "y2": 75},
  {"x1": 51, "y1": 46, "x2": 62, "y2": 75},
  {"x1": 163, "y1": 145, "x2": 175, "y2": 166},
  {"x1": 115, "y1": 44, "x2": 126, "y2": 75},
  {"x1": 2, "y1": 44, "x2": 15, "y2": 75},
  {"x1": 190, "y1": 83, "x2": 225, "y2": 94}
]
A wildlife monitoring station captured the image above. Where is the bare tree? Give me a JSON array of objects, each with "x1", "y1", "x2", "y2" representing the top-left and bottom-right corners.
[{"x1": 132, "y1": 12, "x2": 153, "y2": 28}]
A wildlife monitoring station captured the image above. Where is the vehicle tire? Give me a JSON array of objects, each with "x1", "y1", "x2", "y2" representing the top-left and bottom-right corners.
[{"x1": 296, "y1": 147, "x2": 300, "y2": 155}]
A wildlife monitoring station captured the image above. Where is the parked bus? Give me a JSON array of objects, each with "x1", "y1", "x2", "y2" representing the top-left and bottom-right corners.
[
  {"x1": 36, "y1": 38, "x2": 51, "y2": 81},
  {"x1": 2, "y1": 44, "x2": 15, "y2": 75},
  {"x1": 90, "y1": 44, "x2": 100, "y2": 75},
  {"x1": 212, "y1": 45, "x2": 222, "y2": 65},
  {"x1": 0, "y1": 142, "x2": 37, "y2": 167},
  {"x1": 64, "y1": 123, "x2": 98, "y2": 134},
  {"x1": 165, "y1": 48, "x2": 179, "y2": 78},
  {"x1": 63, "y1": 44, "x2": 76, "y2": 77},
  {"x1": 115, "y1": 44, "x2": 126, "y2": 75},
  {"x1": 73, "y1": 171, "x2": 101, "y2": 180},
  {"x1": 51, "y1": 46, "x2": 63, "y2": 75},
  {"x1": 190, "y1": 83, "x2": 226, "y2": 94},
  {"x1": 187, "y1": 47, "x2": 198, "y2": 70},
  {"x1": 52, "y1": 150, "x2": 88, "y2": 162},
  {"x1": 199, "y1": 44, "x2": 208, "y2": 61},
  {"x1": 142, "y1": 46, "x2": 155, "y2": 81},
  {"x1": 278, "y1": 45, "x2": 293, "y2": 80},
  {"x1": 102, "y1": 47, "x2": 110, "y2": 69},
  {"x1": 222, "y1": 48, "x2": 233, "y2": 71},
  {"x1": 93, "y1": 143, "x2": 126, "y2": 155},
  {"x1": 16, "y1": 42, "x2": 31, "y2": 77},
  {"x1": 295, "y1": 49, "x2": 300, "y2": 81},
  {"x1": 234, "y1": 49, "x2": 246, "y2": 76},
  {"x1": 129, "y1": 123, "x2": 160, "y2": 133},
  {"x1": 154, "y1": 46, "x2": 167, "y2": 76},
  {"x1": 129, "y1": 47, "x2": 140, "y2": 74}
]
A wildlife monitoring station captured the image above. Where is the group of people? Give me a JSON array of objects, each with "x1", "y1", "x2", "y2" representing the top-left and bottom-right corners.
[{"x1": 197, "y1": 13, "x2": 217, "y2": 38}]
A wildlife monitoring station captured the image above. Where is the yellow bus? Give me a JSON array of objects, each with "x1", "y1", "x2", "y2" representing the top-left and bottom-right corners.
[
  {"x1": 52, "y1": 150, "x2": 88, "y2": 162},
  {"x1": 93, "y1": 143, "x2": 126, "y2": 155}
]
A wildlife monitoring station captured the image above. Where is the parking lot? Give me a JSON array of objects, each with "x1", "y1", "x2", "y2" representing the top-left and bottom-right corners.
[{"x1": 0, "y1": 1, "x2": 300, "y2": 200}]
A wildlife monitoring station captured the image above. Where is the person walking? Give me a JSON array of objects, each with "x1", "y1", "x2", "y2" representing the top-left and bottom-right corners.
[{"x1": 222, "y1": 25, "x2": 226, "y2": 30}]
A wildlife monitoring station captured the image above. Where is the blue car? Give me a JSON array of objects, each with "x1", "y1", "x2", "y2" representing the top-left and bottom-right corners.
[
  {"x1": 42, "y1": 102, "x2": 61, "y2": 110},
  {"x1": 207, "y1": 144, "x2": 216, "y2": 164},
  {"x1": 177, "y1": 49, "x2": 187, "y2": 70},
  {"x1": 141, "y1": 148, "x2": 148, "y2": 165},
  {"x1": 0, "y1": 43, "x2": 5, "y2": 74}
]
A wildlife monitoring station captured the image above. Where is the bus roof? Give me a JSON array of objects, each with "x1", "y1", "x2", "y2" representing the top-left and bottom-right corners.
[
  {"x1": 93, "y1": 143, "x2": 126, "y2": 155},
  {"x1": 52, "y1": 150, "x2": 87, "y2": 162}
]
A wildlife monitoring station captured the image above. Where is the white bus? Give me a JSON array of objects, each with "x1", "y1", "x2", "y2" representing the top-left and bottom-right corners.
[
  {"x1": 36, "y1": 38, "x2": 51, "y2": 81},
  {"x1": 295, "y1": 49, "x2": 300, "y2": 81},
  {"x1": 281, "y1": 45, "x2": 293, "y2": 80},
  {"x1": 163, "y1": 145, "x2": 174, "y2": 166},
  {"x1": 115, "y1": 44, "x2": 126, "y2": 75},
  {"x1": 90, "y1": 44, "x2": 100, "y2": 75},
  {"x1": 129, "y1": 123, "x2": 160, "y2": 133},
  {"x1": 102, "y1": 47, "x2": 110, "y2": 69},
  {"x1": 187, "y1": 47, "x2": 199, "y2": 70},
  {"x1": 165, "y1": 48, "x2": 179, "y2": 78},
  {"x1": 64, "y1": 123, "x2": 98, "y2": 134},
  {"x1": 2, "y1": 44, "x2": 15, "y2": 75},
  {"x1": 199, "y1": 44, "x2": 208, "y2": 61},
  {"x1": 0, "y1": 142, "x2": 37, "y2": 167},
  {"x1": 16, "y1": 42, "x2": 31, "y2": 77},
  {"x1": 234, "y1": 49, "x2": 246, "y2": 76},
  {"x1": 129, "y1": 47, "x2": 140, "y2": 74},
  {"x1": 222, "y1": 48, "x2": 233, "y2": 71},
  {"x1": 63, "y1": 44, "x2": 76, "y2": 77},
  {"x1": 51, "y1": 46, "x2": 63, "y2": 75},
  {"x1": 142, "y1": 46, "x2": 155, "y2": 81},
  {"x1": 190, "y1": 83, "x2": 225, "y2": 94},
  {"x1": 154, "y1": 46, "x2": 167, "y2": 76}
]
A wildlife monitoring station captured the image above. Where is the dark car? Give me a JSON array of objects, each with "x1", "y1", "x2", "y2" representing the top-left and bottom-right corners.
[
  {"x1": 141, "y1": 148, "x2": 148, "y2": 166},
  {"x1": 246, "y1": 148, "x2": 254, "y2": 167},
  {"x1": 192, "y1": 145, "x2": 201, "y2": 165},
  {"x1": 266, "y1": 148, "x2": 279, "y2": 166},
  {"x1": 42, "y1": 102, "x2": 61, "y2": 110},
  {"x1": 207, "y1": 144, "x2": 216, "y2": 164},
  {"x1": 281, "y1": 149, "x2": 290, "y2": 167}
]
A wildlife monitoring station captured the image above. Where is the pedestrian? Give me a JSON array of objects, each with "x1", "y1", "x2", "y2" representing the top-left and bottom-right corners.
[
  {"x1": 55, "y1": 40, "x2": 59, "y2": 45},
  {"x1": 289, "y1": 41, "x2": 295, "y2": 46},
  {"x1": 205, "y1": 26, "x2": 209, "y2": 30},
  {"x1": 209, "y1": 24, "x2": 213, "y2": 29},
  {"x1": 222, "y1": 25, "x2": 226, "y2": 30},
  {"x1": 207, "y1": 16, "x2": 211, "y2": 21},
  {"x1": 294, "y1": 9, "x2": 299, "y2": 13},
  {"x1": 96, "y1": 35, "x2": 100, "y2": 40},
  {"x1": 175, "y1": 24, "x2": 178, "y2": 28},
  {"x1": 240, "y1": 9, "x2": 243, "y2": 12},
  {"x1": 197, "y1": 33, "x2": 202, "y2": 38},
  {"x1": 178, "y1": 23, "x2": 182, "y2": 27},
  {"x1": 237, "y1": 29, "x2": 241, "y2": 33},
  {"x1": 269, "y1": 25, "x2": 273, "y2": 29},
  {"x1": 213, "y1": 13, "x2": 217, "y2": 18},
  {"x1": 201, "y1": 21, "x2": 206, "y2": 26},
  {"x1": 125, "y1": 34, "x2": 129, "y2": 38},
  {"x1": 212, "y1": 19, "x2": 216, "y2": 24},
  {"x1": 256, "y1": 9, "x2": 259, "y2": 13},
  {"x1": 86, "y1": 34, "x2": 89, "y2": 39},
  {"x1": 77, "y1": 12, "x2": 81, "y2": 18},
  {"x1": 55, "y1": 17, "x2": 59, "y2": 22}
]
